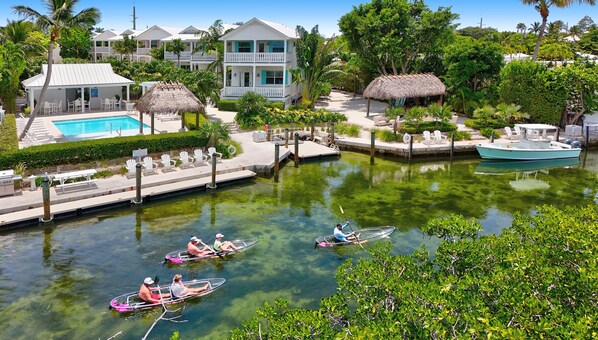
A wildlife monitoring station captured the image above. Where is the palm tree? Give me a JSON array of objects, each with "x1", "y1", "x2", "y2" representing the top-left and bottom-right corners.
[
  {"x1": 568, "y1": 24, "x2": 583, "y2": 41},
  {"x1": 528, "y1": 21, "x2": 542, "y2": 34},
  {"x1": 112, "y1": 35, "x2": 136, "y2": 61},
  {"x1": 196, "y1": 120, "x2": 230, "y2": 148},
  {"x1": 12, "y1": 0, "x2": 100, "y2": 141},
  {"x1": 166, "y1": 38, "x2": 186, "y2": 67},
  {"x1": 194, "y1": 20, "x2": 232, "y2": 75},
  {"x1": 521, "y1": 0, "x2": 596, "y2": 60},
  {"x1": 0, "y1": 20, "x2": 45, "y2": 57},
  {"x1": 516, "y1": 22, "x2": 527, "y2": 34}
]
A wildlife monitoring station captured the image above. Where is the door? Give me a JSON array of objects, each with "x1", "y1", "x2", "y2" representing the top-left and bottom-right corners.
[{"x1": 243, "y1": 72, "x2": 251, "y2": 87}]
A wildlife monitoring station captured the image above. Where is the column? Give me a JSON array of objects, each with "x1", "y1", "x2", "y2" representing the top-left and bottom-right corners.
[
  {"x1": 253, "y1": 66, "x2": 256, "y2": 92},
  {"x1": 283, "y1": 65, "x2": 286, "y2": 98},
  {"x1": 80, "y1": 87, "x2": 85, "y2": 112},
  {"x1": 253, "y1": 40, "x2": 257, "y2": 63},
  {"x1": 126, "y1": 85, "x2": 130, "y2": 101},
  {"x1": 29, "y1": 89, "x2": 35, "y2": 111}
]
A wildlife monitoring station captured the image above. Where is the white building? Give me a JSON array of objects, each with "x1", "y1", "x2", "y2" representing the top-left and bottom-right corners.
[
  {"x1": 220, "y1": 18, "x2": 301, "y2": 106},
  {"x1": 134, "y1": 25, "x2": 183, "y2": 62}
]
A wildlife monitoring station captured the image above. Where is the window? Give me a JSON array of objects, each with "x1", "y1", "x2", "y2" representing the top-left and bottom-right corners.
[
  {"x1": 150, "y1": 40, "x2": 159, "y2": 48},
  {"x1": 238, "y1": 41, "x2": 251, "y2": 53},
  {"x1": 271, "y1": 41, "x2": 284, "y2": 53},
  {"x1": 265, "y1": 70, "x2": 284, "y2": 85},
  {"x1": 95, "y1": 41, "x2": 103, "y2": 47}
]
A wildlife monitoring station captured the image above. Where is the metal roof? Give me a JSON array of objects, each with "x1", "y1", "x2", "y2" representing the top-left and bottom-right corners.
[
  {"x1": 22, "y1": 63, "x2": 134, "y2": 89},
  {"x1": 220, "y1": 18, "x2": 298, "y2": 40}
]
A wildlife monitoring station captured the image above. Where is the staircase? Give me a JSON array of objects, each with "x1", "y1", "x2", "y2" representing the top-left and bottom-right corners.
[{"x1": 224, "y1": 121, "x2": 239, "y2": 134}]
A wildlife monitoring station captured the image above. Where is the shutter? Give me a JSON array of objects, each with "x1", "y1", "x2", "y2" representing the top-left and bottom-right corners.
[
  {"x1": 285, "y1": 70, "x2": 288, "y2": 85},
  {"x1": 261, "y1": 70, "x2": 267, "y2": 85},
  {"x1": 234, "y1": 41, "x2": 238, "y2": 53}
]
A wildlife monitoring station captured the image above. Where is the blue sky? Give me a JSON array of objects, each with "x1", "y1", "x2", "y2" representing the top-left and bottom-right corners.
[{"x1": 1, "y1": 0, "x2": 595, "y2": 36}]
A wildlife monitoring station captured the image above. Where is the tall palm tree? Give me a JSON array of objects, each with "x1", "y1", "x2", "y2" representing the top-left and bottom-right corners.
[
  {"x1": 12, "y1": 0, "x2": 100, "y2": 141},
  {"x1": 112, "y1": 35, "x2": 136, "y2": 61},
  {"x1": 521, "y1": 0, "x2": 596, "y2": 60},
  {"x1": 528, "y1": 21, "x2": 543, "y2": 34},
  {"x1": 194, "y1": 20, "x2": 232, "y2": 75},
  {"x1": 516, "y1": 22, "x2": 527, "y2": 34},
  {"x1": 166, "y1": 38, "x2": 186, "y2": 67},
  {"x1": 0, "y1": 20, "x2": 45, "y2": 57}
]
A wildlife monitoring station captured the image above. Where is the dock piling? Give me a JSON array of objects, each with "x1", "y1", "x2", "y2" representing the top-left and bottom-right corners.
[
  {"x1": 294, "y1": 133, "x2": 299, "y2": 167},
  {"x1": 310, "y1": 119, "x2": 315, "y2": 140},
  {"x1": 370, "y1": 131, "x2": 375, "y2": 157},
  {"x1": 285, "y1": 128, "x2": 289, "y2": 148},
  {"x1": 330, "y1": 123, "x2": 335, "y2": 145},
  {"x1": 274, "y1": 144, "x2": 280, "y2": 174},
  {"x1": 41, "y1": 174, "x2": 52, "y2": 222},
  {"x1": 490, "y1": 131, "x2": 495, "y2": 143},
  {"x1": 585, "y1": 126, "x2": 590, "y2": 148},
  {"x1": 408, "y1": 135, "x2": 413, "y2": 160},
  {"x1": 133, "y1": 163, "x2": 142, "y2": 204},
  {"x1": 450, "y1": 132, "x2": 455, "y2": 159},
  {"x1": 208, "y1": 153, "x2": 217, "y2": 191}
]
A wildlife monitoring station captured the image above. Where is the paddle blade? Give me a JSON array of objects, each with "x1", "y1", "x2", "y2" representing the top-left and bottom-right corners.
[
  {"x1": 154, "y1": 276, "x2": 159, "y2": 285},
  {"x1": 339, "y1": 205, "x2": 344, "y2": 214}
]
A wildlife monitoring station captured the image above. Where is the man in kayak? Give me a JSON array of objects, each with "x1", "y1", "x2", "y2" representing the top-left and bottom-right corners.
[
  {"x1": 139, "y1": 277, "x2": 170, "y2": 304},
  {"x1": 213, "y1": 233, "x2": 239, "y2": 252},
  {"x1": 333, "y1": 222, "x2": 356, "y2": 243},
  {"x1": 170, "y1": 274, "x2": 209, "y2": 298},
  {"x1": 187, "y1": 236, "x2": 212, "y2": 256}
]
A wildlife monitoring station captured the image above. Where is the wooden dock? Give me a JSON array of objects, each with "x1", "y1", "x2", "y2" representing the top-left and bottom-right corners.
[{"x1": 288, "y1": 141, "x2": 341, "y2": 160}]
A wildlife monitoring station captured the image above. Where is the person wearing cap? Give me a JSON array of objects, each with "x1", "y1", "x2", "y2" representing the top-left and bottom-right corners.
[
  {"x1": 139, "y1": 277, "x2": 170, "y2": 304},
  {"x1": 187, "y1": 236, "x2": 212, "y2": 257},
  {"x1": 333, "y1": 221, "x2": 355, "y2": 243},
  {"x1": 213, "y1": 233, "x2": 239, "y2": 252},
  {"x1": 170, "y1": 274, "x2": 209, "y2": 298}
]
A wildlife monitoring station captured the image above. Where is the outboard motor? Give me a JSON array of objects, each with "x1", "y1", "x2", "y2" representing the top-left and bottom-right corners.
[
  {"x1": 564, "y1": 139, "x2": 573, "y2": 145},
  {"x1": 571, "y1": 140, "x2": 582, "y2": 148}
]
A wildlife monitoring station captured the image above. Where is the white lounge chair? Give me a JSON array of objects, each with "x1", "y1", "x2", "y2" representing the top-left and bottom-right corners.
[
  {"x1": 193, "y1": 149, "x2": 208, "y2": 166},
  {"x1": 160, "y1": 154, "x2": 176, "y2": 172},
  {"x1": 125, "y1": 159, "x2": 137, "y2": 178},
  {"x1": 513, "y1": 125, "x2": 522, "y2": 139},
  {"x1": 207, "y1": 147, "x2": 222, "y2": 163},
  {"x1": 178, "y1": 151, "x2": 194, "y2": 169},
  {"x1": 422, "y1": 131, "x2": 433, "y2": 145},
  {"x1": 504, "y1": 127, "x2": 516, "y2": 140},
  {"x1": 156, "y1": 112, "x2": 180, "y2": 121},
  {"x1": 373, "y1": 115, "x2": 389, "y2": 126},
  {"x1": 142, "y1": 156, "x2": 159, "y2": 176},
  {"x1": 433, "y1": 130, "x2": 448, "y2": 144}
]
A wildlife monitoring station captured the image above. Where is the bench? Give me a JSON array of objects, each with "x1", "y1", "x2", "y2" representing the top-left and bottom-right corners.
[{"x1": 53, "y1": 169, "x2": 98, "y2": 193}]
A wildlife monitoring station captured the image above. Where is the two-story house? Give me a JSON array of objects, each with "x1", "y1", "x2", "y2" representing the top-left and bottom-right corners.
[
  {"x1": 92, "y1": 29, "x2": 141, "y2": 61},
  {"x1": 161, "y1": 25, "x2": 217, "y2": 70},
  {"x1": 134, "y1": 25, "x2": 183, "y2": 62},
  {"x1": 220, "y1": 18, "x2": 301, "y2": 106}
]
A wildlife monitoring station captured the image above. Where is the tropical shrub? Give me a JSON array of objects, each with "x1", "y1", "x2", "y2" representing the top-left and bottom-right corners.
[
  {"x1": 195, "y1": 120, "x2": 229, "y2": 148},
  {"x1": 0, "y1": 132, "x2": 209, "y2": 169},
  {"x1": 266, "y1": 101, "x2": 285, "y2": 110},
  {"x1": 426, "y1": 103, "x2": 453, "y2": 122},
  {"x1": 398, "y1": 121, "x2": 457, "y2": 134},
  {"x1": 232, "y1": 205, "x2": 598, "y2": 338},
  {"x1": 235, "y1": 92, "x2": 269, "y2": 127},
  {"x1": 334, "y1": 123, "x2": 361, "y2": 137},
  {"x1": 236, "y1": 107, "x2": 347, "y2": 129},
  {"x1": 218, "y1": 99, "x2": 238, "y2": 111},
  {"x1": 378, "y1": 130, "x2": 399, "y2": 142},
  {"x1": 183, "y1": 112, "x2": 208, "y2": 130},
  {"x1": 0, "y1": 114, "x2": 19, "y2": 153},
  {"x1": 452, "y1": 130, "x2": 472, "y2": 141},
  {"x1": 479, "y1": 127, "x2": 500, "y2": 139}
]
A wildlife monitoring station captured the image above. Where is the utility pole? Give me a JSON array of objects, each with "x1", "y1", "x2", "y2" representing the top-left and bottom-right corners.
[
  {"x1": 479, "y1": 17, "x2": 483, "y2": 29},
  {"x1": 131, "y1": 6, "x2": 138, "y2": 30}
]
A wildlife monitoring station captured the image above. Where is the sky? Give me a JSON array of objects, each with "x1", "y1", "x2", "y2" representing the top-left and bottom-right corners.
[{"x1": 1, "y1": 0, "x2": 595, "y2": 36}]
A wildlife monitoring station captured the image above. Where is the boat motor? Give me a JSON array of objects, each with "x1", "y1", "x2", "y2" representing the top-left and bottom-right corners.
[
  {"x1": 564, "y1": 139, "x2": 573, "y2": 145},
  {"x1": 571, "y1": 141, "x2": 581, "y2": 148}
]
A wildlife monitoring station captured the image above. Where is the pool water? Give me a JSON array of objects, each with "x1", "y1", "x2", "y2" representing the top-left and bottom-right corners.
[
  {"x1": 53, "y1": 116, "x2": 150, "y2": 140},
  {"x1": 0, "y1": 152, "x2": 596, "y2": 339}
]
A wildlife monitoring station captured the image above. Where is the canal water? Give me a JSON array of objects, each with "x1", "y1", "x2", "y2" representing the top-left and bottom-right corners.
[{"x1": 1, "y1": 152, "x2": 597, "y2": 339}]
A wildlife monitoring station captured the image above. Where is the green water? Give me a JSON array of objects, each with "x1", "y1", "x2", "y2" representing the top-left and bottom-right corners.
[{"x1": 1, "y1": 152, "x2": 596, "y2": 339}]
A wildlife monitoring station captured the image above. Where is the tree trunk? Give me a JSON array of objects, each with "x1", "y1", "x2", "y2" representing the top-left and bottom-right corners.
[
  {"x1": 19, "y1": 40, "x2": 54, "y2": 141},
  {"x1": 532, "y1": 16, "x2": 548, "y2": 61}
]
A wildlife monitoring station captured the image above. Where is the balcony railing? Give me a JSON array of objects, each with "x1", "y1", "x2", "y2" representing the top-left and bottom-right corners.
[
  {"x1": 137, "y1": 48, "x2": 151, "y2": 55},
  {"x1": 192, "y1": 53, "x2": 218, "y2": 62},
  {"x1": 95, "y1": 47, "x2": 111, "y2": 53},
  {"x1": 164, "y1": 51, "x2": 192, "y2": 61},
  {"x1": 224, "y1": 86, "x2": 288, "y2": 98},
  {"x1": 225, "y1": 52, "x2": 289, "y2": 63}
]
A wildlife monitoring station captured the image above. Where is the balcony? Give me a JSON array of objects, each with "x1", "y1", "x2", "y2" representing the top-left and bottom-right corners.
[
  {"x1": 192, "y1": 53, "x2": 218, "y2": 62},
  {"x1": 137, "y1": 48, "x2": 151, "y2": 55},
  {"x1": 225, "y1": 52, "x2": 289, "y2": 64},
  {"x1": 165, "y1": 51, "x2": 192, "y2": 61},
  {"x1": 95, "y1": 46, "x2": 111, "y2": 53},
  {"x1": 224, "y1": 86, "x2": 288, "y2": 98}
]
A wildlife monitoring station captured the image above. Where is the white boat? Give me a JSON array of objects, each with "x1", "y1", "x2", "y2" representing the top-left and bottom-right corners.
[{"x1": 476, "y1": 124, "x2": 581, "y2": 160}]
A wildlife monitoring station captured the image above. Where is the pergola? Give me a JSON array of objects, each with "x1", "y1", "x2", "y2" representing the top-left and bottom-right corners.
[
  {"x1": 363, "y1": 74, "x2": 446, "y2": 116},
  {"x1": 134, "y1": 82, "x2": 205, "y2": 134}
]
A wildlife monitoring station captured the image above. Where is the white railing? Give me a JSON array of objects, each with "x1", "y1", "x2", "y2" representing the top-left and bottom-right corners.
[
  {"x1": 225, "y1": 52, "x2": 289, "y2": 63},
  {"x1": 164, "y1": 51, "x2": 192, "y2": 61},
  {"x1": 224, "y1": 86, "x2": 287, "y2": 98},
  {"x1": 95, "y1": 47, "x2": 111, "y2": 53},
  {"x1": 192, "y1": 53, "x2": 218, "y2": 61},
  {"x1": 137, "y1": 48, "x2": 151, "y2": 55}
]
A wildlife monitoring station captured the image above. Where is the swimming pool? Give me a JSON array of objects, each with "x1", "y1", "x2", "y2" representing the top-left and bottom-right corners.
[{"x1": 53, "y1": 116, "x2": 150, "y2": 140}]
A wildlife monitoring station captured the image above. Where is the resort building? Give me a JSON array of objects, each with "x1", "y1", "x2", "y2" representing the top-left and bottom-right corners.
[
  {"x1": 134, "y1": 25, "x2": 183, "y2": 62},
  {"x1": 92, "y1": 29, "x2": 143, "y2": 62},
  {"x1": 219, "y1": 18, "x2": 301, "y2": 106}
]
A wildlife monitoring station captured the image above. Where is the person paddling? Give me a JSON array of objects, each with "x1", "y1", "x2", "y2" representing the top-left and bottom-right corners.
[
  {"x1": 139, "y1": 277, "x2": 170, "y2": 304},
  {"x1": 333, "y1": 222, "x2": 356, "y2": 243},
  {"x1": 170, "y1": 274, "x2": 209, "y2": 298},
  {"x1": 187, "y1": 236, "x2": 212, "y2": 256},
  {"x1": 213, "y1": 233, "x2": 239, "y2": 252}
]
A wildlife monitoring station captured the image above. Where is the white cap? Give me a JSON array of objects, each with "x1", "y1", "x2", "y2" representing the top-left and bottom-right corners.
[
  {"x1": 190, "y1": 236, "x2": 200, "y2": 242},
  {"x1": 144, "y1": 277, "x2": 154, "y2": 285},
  {"x1": 216, "y1": 233, "x2": 224, "y2": 238}
]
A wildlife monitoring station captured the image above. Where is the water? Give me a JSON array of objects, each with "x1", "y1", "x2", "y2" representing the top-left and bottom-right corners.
[
  {"x1": 53, "y1": 116, "x2": 150, "y2": 140},
  {"x1": 1, "y1": 152, "x2": 596, "y2": 339}
]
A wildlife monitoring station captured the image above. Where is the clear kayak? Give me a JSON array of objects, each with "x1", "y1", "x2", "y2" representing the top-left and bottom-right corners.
[
  {"x1": 109, "y1": 278, "x2": 226, "y2": 312},
  {"x1": 164, "y1": 239, "x2": 258, "y2": 264},
  {"x1": 315, "y1": 226, "x2": 395, "y2": 248}
]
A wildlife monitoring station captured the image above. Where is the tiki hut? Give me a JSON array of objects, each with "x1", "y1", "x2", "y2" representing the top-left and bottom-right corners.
[
  {"x1": 134, "y1": 82, "x2": 205, "y2": 134},
  {"x1": 363, "y1": 74, "x2": 446, "y2": 116}
]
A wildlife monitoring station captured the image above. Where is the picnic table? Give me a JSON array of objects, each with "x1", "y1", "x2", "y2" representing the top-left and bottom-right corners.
[{"x1": 53, "y1": 169, "x2": 98, "y2": 192}]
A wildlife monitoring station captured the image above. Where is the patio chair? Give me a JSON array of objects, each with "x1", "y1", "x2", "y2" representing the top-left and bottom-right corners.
[
  {"x1": 67, "y1": 100, "x2": 75, "y2": 112},
  {"x1": 433, "y1": 130, "x2": 448, "y2": 144},
  {"x1": 178, "y1": 151, "x2": 194, "y2": 169},
  {"x1": 207, "y1": 147, "x2": 222, "y2": 163},
  {"x1": 43, "y1": 102, "x2": 53, "y2": 115},
  {"x1": 101, "y1": 98, "x2": 112, "y2": 111},
  {"x1": 422, "y1": 131, "x2": 433, "y2": 145},
  {"x1": 125, "y1": 159, "x2": 137, "y2": 179},
  {"x1": 193, "y1": 149, "x2": 208, "y2": 166},
  {"x1": 373, "y1": 115, "x2": 389, "y2": 126},
  {"x1": 160, "y1": 154, "x2": 176, "y2": 172},
  {"x1": 142, "y1": 156, "x2": 159, "y2": 176},
  {"x1": 504, "y1": 126, "x2": 516, "y2": 140},
  {"x1": 113, "y1": 99, "x2": 121, "y2": 110},
  {"x1": 513, "y1": 125, "x2": 522, "y2": 138}
]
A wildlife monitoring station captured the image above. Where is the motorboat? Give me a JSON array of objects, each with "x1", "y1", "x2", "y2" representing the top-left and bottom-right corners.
[{"x1": 476, "y1": 124, "x2": 581, "y2": 160}]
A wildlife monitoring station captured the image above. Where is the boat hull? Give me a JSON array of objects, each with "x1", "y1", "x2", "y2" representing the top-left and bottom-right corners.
[
  {"x1": 165, "y1": 239, "x2": 258, "y2": 264},
  {"x1": 476, "y1": 143, "x2": 581, "y2": 160},
  {"x1": 315, "y1": 226, "x2": 395, "y2": 248}
]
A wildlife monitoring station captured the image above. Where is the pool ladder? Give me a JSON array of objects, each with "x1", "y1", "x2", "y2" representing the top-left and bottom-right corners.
[{"x1": 109, "y1": 123, "x2": 122, "y2": 136}]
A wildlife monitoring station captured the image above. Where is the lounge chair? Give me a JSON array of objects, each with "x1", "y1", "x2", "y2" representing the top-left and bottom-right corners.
[
  {"x1": 207, "y1": 147, "x2": 222, "y2": 163},
  {"x1": 433, "y1": 130, "x2": 448, "y2": 144},
  {"x1": 156, "y1": 112, "x2": 180, "y2": 121},
  {"x1": 373, "y1": 115, "x2": 389, "y2": 126},
  {"x1": 142, "y1": 156, "x2": 159, "y2": 176},
  {"x1": 178, "y1": 151, "x2": 194, "y2": 169},
  {"x1": 504, "y1": 127, "x2": 516, "y2": 140},
  {"x1": 193, "y1": 149, "x2": 208, "y2": 166},
  {"x1": 513, "y1": 125, "x2": 522, "y2": 138},
  {"x1": 422, "y1": 131, "x2": 433, "y2": 145},
  {"x1": 125, "y1": 159, "x2": 137, "y2": 178},
  {"x1": 160, "y1": 154, "x2": 177, "y2": 173}
]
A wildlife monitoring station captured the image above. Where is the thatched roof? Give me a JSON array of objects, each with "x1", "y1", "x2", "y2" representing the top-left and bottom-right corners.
[
  {"x1": 134, "y1": 82, "x2": 205, "y2": 114},
  {"x1": 363, "y1": 74, "x2": 446, "y2": 100}
]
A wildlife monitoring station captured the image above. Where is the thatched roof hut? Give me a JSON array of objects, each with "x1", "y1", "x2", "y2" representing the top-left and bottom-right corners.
[
  {"x1": 134, "y1": 82, "x2": 205, "y2": 134},
  {"x1": 363, "y1": 74, "x2": 446, "y2": 116}
]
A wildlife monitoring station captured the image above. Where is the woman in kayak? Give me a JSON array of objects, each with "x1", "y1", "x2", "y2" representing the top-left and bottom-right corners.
[
  {"x1": 187, "y1": 236, "x2": 212, "y2": 256},
  {"x1": 333, "y1": 222, "x2": 356, "y2": 242},
  {"x1": 213, "y1": 233, "x2": 239, "y2": 252},
  {"x1": 139, "y1": 277, "x2": 170, "y2": 303},
  {"x1": 170, "y1": 274, "x2": 209, "y2": 298}
]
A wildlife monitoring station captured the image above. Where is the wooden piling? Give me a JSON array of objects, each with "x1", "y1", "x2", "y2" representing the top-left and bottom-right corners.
[
  {"x1": 294, "y1": 133, "x2": 299, "y2": 167},
  {"x1": 450, "y1": 132, "x2": 455, "y2": 159},
  {"x1": 408, "y1": 134, "x2": 413, "y2": 160},
  {"x1": 134, "y1": 163, "x2": 142, "y2": 204},
  {"x1": 490, "y1": 131, "x2": 494, "y2": 143},
  {"x1": 330, "y1": 123, "x2": 335, "y2": 145},
  {"x1": 586, "y1": 126, "x2": 590, "y2": 148},
  {"x1": 285, "y1": 128, "x2": 289, "y2": 149},
  {"x1": 274, "y1": 144, "x2": 280, "y2": 173},
  {"x1": 41, "y1": 175, "x2": 52, "y2": 222},
  {"x1": 370, "y1": 131, "x2": 375, "y2": 156}
]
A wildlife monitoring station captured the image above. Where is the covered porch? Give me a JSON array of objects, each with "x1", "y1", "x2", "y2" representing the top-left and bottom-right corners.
[{"x1": 222, "y1": 65, "x2": 296, "y2": 99}]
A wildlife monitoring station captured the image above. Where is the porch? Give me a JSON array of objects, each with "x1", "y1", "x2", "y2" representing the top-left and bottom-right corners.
[
  {"x1": 225, "y1": 52, "x2": 292, "y2": 64},
  {"x1": 223, "y1": 86, "x2": 290, "y2": 98}
]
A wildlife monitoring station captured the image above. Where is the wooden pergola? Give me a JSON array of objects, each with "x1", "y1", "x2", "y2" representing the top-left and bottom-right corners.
[
  {"x1": 362, "y1": 74, "x2": 446, "y2": 116},
  {"x1": 134, "y1": 82, "x2": 205, "y2": 134}
]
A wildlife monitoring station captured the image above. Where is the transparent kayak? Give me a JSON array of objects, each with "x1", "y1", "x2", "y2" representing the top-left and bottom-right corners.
[
  {"x1": 164, "y1": 239, "x2": 258, "y2": 264},
  {"x1": 109, "y1": 278, "x2": 226, "y2": 312},
  {"x1": 315, "y1": 226, "x2": 395, "y2": 248}
]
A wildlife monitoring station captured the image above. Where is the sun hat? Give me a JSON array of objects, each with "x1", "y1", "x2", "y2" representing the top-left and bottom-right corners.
[
  {"x1": 144, "y1": 277, "x2": 154, "y2": 285},
  {"x1": 190, "y1": 236, "x2": 200, "y2": 242},
  {"x1": 216, "y1": 233, "x2": 224, "y2": 238}
]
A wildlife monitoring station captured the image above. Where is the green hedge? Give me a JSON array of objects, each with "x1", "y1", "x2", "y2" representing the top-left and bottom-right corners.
[
  {"x1": 0, "y1": 114, "x2": 19, "y2": 153},
  {"x1": 218, "y1": 100, "x2": 238, "y2": 111},
  {"x1": 0, "y1": 131, "x2": 209, "y2": 169},
  {"x1": 183, "y1": 112, "x2": 208, "y2": 130},
  {"x1": 464, "y1": 118, "x2": 505, "y2": 130}
]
